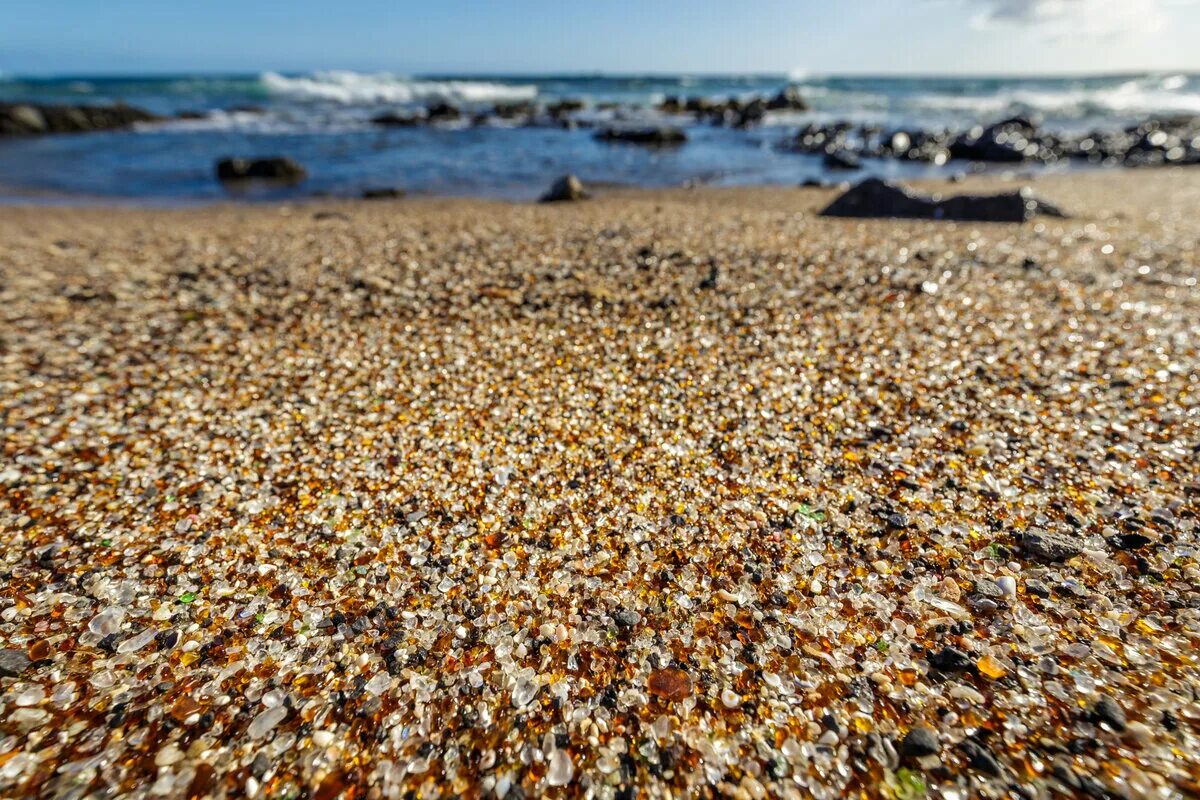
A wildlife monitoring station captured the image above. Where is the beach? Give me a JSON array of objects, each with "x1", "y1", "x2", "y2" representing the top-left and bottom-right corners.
[{"x1": 2, "y1": 169, "x2": 1199, "y2": 799}]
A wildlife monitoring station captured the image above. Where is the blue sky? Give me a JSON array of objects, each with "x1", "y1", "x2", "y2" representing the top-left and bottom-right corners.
[{"x1": 2, "y1": 0, "x2": 1199, "y2": 75}]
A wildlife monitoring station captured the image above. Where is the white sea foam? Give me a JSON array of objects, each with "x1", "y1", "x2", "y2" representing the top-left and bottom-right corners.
[
  {"x1": 903, "y1": 75, "x2": 1200, "y2": 118},
  {"x1": 260, "y1": 70, "x2": 537, "y2": 105}
]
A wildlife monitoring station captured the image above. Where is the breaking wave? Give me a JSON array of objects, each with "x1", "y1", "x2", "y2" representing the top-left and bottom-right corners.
[{"x1": 259, "y1": 71, "x2": 538, "y2": 105}]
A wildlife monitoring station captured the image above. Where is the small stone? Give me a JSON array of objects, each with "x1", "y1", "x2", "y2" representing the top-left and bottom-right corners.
[
  {"x1": 899, "y1": 727, "x2": 940, "y2": 758},
  {"x1": 546, "y1": 749, "x2": 574, "y2": 786},
  {"x1": 935, "y1": 577, "x2": 961, "y2": 602},
  {"x1": 929, "y1": 646, "x2": 974, "y2": 672},
  {"x1": 247, "y1": 704, "x2": 288, "y2": 739},
  {"x1": 721, "y1": 688, "x2": 741, "y2": 709},
  {"x1": 540, "y1": 174, "x2": 586, "y2": 203},
  {"x1": 976, "y1": 655, "x2": 1007, "y2": 680},
  {"x1": 512, "y1": 679, "x2": 539, "y2": 708},
  {"x1": 613, "y1": 608, "x2": 640, "y2": 629},
  {"x1": 0, "y1": 649, "x2": 32, "y2": 678},
  {"x1": 155, "y1": 744, "x2": 185, "y2": 767},
  {"x1": 1108, "y1": 533, "x2": 1152, "y2": 551},
  {"x1": 995, "y1": 576, "x2": 1017, "y2": 597},
  {"x1": 88, "y1": 607, "x2": 125, "y2": 637},
  {"x1": 1025, "y1": 579, "x2": 1052, "y2": 598},
  {"x1": 959, "y1": 740, "x2": 1003, "y2": 776},
  {"x1": 971, "y1": 578, "x2": 1005, "y2": 599},
  {"x1": 1023, "y1": 530, "x2": 1083, "y2": 563},
  {"x1": 1090, "y1": 695, "x2": 1127, "y2": 732},
  {"x1": 647, "y1": 668, "x2": 693, "y2": 702}
]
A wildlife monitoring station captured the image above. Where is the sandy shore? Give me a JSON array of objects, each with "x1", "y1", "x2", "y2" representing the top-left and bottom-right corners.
[{"x1": 2, "y1": 170, "x2": 1199, "y2": 799}]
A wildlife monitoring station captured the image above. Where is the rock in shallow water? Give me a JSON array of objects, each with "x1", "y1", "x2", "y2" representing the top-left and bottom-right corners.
[
  {"x1": 215, "y1": 157, "x2": 307, "y2": 185},
  {"x1": 821, "y1": 178, "x2": 1067, "y2": 223},
  {"x1": 596, "y1": 126, "x2": 688, "y2": 147}
]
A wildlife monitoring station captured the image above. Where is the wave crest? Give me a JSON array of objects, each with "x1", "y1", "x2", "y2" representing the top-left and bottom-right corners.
[{"x1": 260, "y1": 71, "x2": 538, "y2": 105}]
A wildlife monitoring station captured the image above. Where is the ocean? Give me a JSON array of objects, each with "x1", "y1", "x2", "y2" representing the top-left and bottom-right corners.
[{"x1": 2, "y1": 71, "x2": 1199, "y2": 201}]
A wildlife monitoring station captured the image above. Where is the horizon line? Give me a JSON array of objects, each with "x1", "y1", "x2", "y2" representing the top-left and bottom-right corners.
[{"x1": 3, "y1": 67, "x2": 1199, "y2": 81}]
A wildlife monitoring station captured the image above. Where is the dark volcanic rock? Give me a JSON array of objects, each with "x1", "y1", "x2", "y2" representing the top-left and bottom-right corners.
[
  {"x1": 361, "y1": 187, "x2": 405, "y2": 200},
  {"x1": 540, "y1": 174, "x2": 587, "y2": 203},
  {"x1": 949, "y1": 117, "x2": 1042, "y2": 163},
  {"x1": 596, "y1": 126, "x2": 688, "y2": 147},
  {"x1": 898, "y1": 727, "x2": 940, "y2": 758},
  {"x1": 215, "y1": 157, "x2": 307, "y2": 185},
  {"x1": 1, "y1": 102, "x2": 161, "y2": 136},
  {"x1": 1090, "y1": 695, "x2": 1128, "y2": 731},
  {"x1": 928, "y1": 646, "x2": 974, "y2": 672},
  {"x1": 425, "y1": 103, "x2": 461, "y2": 122},
  {"x1": 766, "y1": 86, "x2": 809, "y2": 111},
  {"x1": 1023, "y1": 529, "x2": 1083, "y2": 563},
  {"x1": 493, "y1": 101, "x2": 535, "y2": 119},
  {"x1": 821, "y1": 178, "x2": 1067, "y2": 223},
  {"x1": 547, "y1": 99, "x2": 585, "y2": 118},
  {"x1": 371, "y1": 112, "x2": 422, "y2": 127},
  {"x1": 959, "y1": 741, "x2": 1003, "y2": 776},
  {"x1": 823, "y1": 150, "x2": 862, "y2": 170}
]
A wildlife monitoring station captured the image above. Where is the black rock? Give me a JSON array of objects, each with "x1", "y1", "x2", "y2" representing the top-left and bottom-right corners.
[
  {"x1": 899, "y1": 726, "x2": 940, "y2": 758},
  {"x1": 821, "y1": 178, "x2": 1067, "y2": 223},
  {"x1": 823, "y1": 150, "x2": 862, "y2": 170},
  {"x1": 493, "y1": 101, "x2": 535, "y2": 119},
  {"x1": 1090, "y1": 695, "x2": 1127, "y2": 732},
  {"x1": 547, "y1": 99, "x2": 585, "y2": 118},
  {"x1": 0, "y1": 648, "x2": 32, "y2": 677},
  {"x1": 949, "y1": 117, "x2": 1042, "y2": 163},
  {"x1": 540, "y1": 174, "x2": 587, "y2": 203},
  {"x1": 596, "y1": 126, "x2": 688, "y2": 147},
  {"x1": 929, "y1": 646, "x2": 974, "y2": 672},
  {"x1": 361, "y1": 187, "x2": 406, "y2": 200},
  {"x1": 1023, "y1": 529, "x2": 1083, "y2": 563},
  {"x1": 766, "y1": 86, "x2": 809, "y2": 112},
  {"x1": 959, "y1": 740, "x2": 1003, "y2": 776},
  {"x1": 371, "y1": 112, "x2": 422, "y2": 127},
  {"x1": 1108, "y1": 532, "x2": 1152, "y2": 551},
  {"x1": 425, "y1": 102, "x2": 461, "y2": 122},
  {"x1": 1, "y1": 102, "x2": 161, "y2": 137},
  {"x1": 215, "y1": 157, "x2": 307, "y2": 185}
]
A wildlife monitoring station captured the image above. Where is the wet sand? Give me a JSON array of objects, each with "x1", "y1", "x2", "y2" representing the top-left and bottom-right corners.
[{"x1": 2, "y1": 170, "x2": 1199, "y2": 799}]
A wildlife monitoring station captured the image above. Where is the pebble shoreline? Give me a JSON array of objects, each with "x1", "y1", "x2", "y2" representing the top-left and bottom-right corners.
[{"x1": 1, "y1": 171, "x2": 1199, "y2": 799}]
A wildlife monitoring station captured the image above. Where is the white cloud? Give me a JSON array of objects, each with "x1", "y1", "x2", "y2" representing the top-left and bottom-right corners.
[{"x1": 967, "y1": 0, "x2": 1174, "y2": 36}]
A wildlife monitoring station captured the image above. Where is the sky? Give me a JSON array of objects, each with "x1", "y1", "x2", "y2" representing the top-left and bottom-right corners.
[{"x1": 2, "y1": 0, "x2": 1199, "y2": 75}]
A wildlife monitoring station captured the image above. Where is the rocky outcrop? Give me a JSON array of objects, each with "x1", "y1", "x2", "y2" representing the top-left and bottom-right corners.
[
  {"x1": 766, "y1": 86, "x2": 809, "y2": 111},
  {"x1": 0, "y1": 102, "x2": 161, "y2": 136},
  {"x1": 787, "y1": 116, "x2": 1200, "y2": 169},
  {"x1": 371, "y1": 112, "x2": 422, "y2": 127},
  {"x1": 426, "y1": 103, "x2": 461, "y2": 122},
  {"x1": 215, "y1": 157, "x2": 307, "y2": 184},
  {"x1": 596, "y1": 126, "x2": 687, "y2": 146},
  {"x1": 540, "y1": 174, "x2": 586, "y2": 203},
  {"x1": 821, "y1": 178, "x2": 1067, "y2": 223}
]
